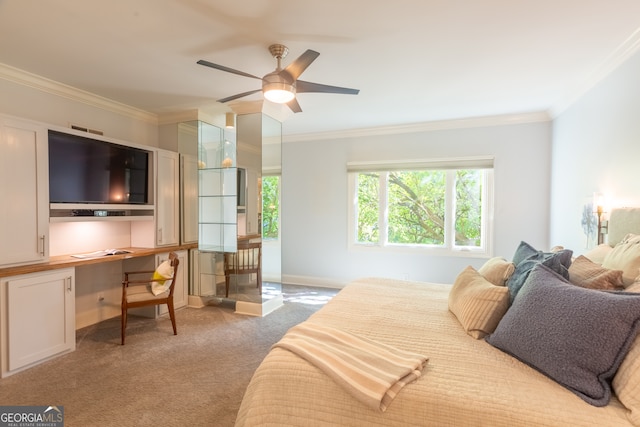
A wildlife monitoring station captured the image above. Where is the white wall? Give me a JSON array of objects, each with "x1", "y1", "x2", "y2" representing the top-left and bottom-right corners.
[
  {"x1": 551, "y1": 50, "x2": 640, "y2": 253},
  {"x1": 0, "y1": 75, "x2": 158, "y2": 146},
  {"x1": 281, "y1": 119, "x2": 552, "y2": 286}
]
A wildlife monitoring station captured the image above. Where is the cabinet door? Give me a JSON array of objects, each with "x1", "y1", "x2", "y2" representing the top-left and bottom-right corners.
[
  {"x1": 0, "y1": 117, "x2": 49, "y2": 265},
  {"x1": 7, "y1": 269, "x2": 75, "y2": 372},
  {"x1": 156, "y1": 149, "x2": 179, "y2": 246}
]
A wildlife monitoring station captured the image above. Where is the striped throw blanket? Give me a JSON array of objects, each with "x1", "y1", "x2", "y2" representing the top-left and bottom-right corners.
[{"x1": 273, "y1": 323, "x2": 428, "y2": 411}]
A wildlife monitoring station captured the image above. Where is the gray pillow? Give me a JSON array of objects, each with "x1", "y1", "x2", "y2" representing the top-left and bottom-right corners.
[
  {"x1": 512, "y1": 240, "x2": 573, "y2": 268},
  {"x1": 486, "y1": 263, "x2": 640, "y2": 406},
  {"x1": 507, "y1": 241, "x2": 572, "y2": 302}
]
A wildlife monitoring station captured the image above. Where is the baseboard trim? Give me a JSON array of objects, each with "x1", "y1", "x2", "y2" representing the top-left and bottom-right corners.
[
  {"x1": 235, "y1": 294, "x2": 284, "y2": 317},
  {"x1": 282, "y1": 274, "x2": 348, "y2": 289}
]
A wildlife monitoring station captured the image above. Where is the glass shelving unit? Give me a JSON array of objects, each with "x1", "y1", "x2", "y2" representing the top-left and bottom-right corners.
[{"x1": 198, "y1": 121, "x2": 237, "y2": 253}]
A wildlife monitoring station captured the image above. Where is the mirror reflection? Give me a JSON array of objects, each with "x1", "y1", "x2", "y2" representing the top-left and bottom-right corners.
[{"x1": 185, "y1": 113, "x2": 282, "y2": 315}]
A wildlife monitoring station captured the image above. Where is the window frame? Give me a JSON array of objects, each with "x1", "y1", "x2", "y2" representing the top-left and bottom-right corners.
[
  {"x1": 261, "y1": 172, "x2": 281, "y2": 243},
  {"x1": 347, "y1": 157, "x2": 494, "y2": 258}
]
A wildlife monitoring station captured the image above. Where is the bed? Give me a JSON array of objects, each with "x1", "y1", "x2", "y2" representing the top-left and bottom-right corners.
[{"x1": 235, "y1": 208, "x2": 640, "y2": 426}]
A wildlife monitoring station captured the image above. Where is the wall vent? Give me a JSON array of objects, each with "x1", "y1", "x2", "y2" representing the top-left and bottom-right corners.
[{"x1": 70, "y1": 124, "x2": 104, "y2": 136}]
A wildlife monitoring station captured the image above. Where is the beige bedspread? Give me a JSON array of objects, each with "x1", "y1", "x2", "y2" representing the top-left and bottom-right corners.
[{"x1": 235, "y1": 278, "x2": 634, "y2": 426}]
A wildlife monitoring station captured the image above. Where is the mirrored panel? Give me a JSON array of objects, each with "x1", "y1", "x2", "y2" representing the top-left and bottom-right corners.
[{"x1": 225, "y1": 113, "x2": 282, "y2": 315}]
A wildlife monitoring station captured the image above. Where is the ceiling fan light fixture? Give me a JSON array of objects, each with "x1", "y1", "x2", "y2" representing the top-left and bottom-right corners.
[{"x1": 263, "y1": 83, "x2": 295, "y2": 103}]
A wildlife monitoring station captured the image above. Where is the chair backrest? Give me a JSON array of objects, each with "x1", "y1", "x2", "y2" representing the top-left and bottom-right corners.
[
  {"x1": 224, "y1": 241, "x2": 261, "y2": 275},
  {"x1": 166, "y1": 252, "x2": 180, "y2": 296}
]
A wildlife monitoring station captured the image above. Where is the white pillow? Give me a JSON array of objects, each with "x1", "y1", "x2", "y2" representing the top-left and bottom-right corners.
[
  {"x1": 584, "y1": 244, "x2": 614, "y2": 264},
  {"x1": 151, "y1": 260, "x2": 174, "y2": 296},
  {"x1": 602, "y1": 234, "x2": 640, "y2": 287}
]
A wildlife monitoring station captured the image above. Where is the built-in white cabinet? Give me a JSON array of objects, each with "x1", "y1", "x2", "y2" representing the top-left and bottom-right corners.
[
  {"x1": 0, "y1": 116, "x2": 49, "y2": 266},
  {"x1": 1, "y1": 268, "x2": 75, "y2": 377},
  {"x1": 156, "y1": 149, "x2": 179, "y2": 246},
  {"x1": 192, "y1": 249, "x2": 224, "y2": 298}
]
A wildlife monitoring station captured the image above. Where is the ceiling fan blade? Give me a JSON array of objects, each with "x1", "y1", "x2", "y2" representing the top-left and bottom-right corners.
[
  {"x1": 197, "y1": 59, "x2": 261, "y2": 80},
  {"x1": 217, "y1": 89, "x2": 262, "y2": 103},
  {"x1": 287, "y1": 97, "x2": 303, "y2": 113},
  {"x1": 282, "y1": 49, "x2": 320, "y2": 80},
  {"x1": 296, "y1": 80, "x2": 360, "y2": 95}
]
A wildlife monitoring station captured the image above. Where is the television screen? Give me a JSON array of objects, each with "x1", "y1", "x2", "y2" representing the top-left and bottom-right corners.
[{"x1": 48, "y1": 130, "x2": 150, "y2": 204}]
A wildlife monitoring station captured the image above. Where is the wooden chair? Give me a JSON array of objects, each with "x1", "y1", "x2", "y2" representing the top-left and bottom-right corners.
[
  {"x1": 224, "y1": 240, "x2": 262, "y2": 298},
  {"x1": 120, "y1": 252, "x2": 179, "y2": 345}
]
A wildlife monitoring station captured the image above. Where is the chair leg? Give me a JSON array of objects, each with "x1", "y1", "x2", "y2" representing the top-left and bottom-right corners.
[
  {"x1": 225, "y1": 275, "x2": 230, "y2": 298},
  {"x1": 121, "y1": 308, "x2": 127, "y2": 345},
  {"x1": 167, "y1": 299, "x2": 177, "y2": 336}
]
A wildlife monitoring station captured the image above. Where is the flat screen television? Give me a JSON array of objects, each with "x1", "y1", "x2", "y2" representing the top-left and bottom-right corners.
[{"x1": 48, "y1": 130, "x2": 150, "y2": 204}]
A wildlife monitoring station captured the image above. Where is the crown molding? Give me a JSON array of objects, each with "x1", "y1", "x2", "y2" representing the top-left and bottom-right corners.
[
  {"x1": 0, "y1": 62, "x2": 158, "y2": 124},
  {"x1": 283, "y1": 111, "x2": 551, "y2": 143},
  {"x1": 549, "y1": 27, "x2": 640, "y2": 118}
]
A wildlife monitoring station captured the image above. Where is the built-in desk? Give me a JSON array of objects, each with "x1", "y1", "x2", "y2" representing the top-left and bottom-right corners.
[
  {"x1": 0, "y1": 243, "x2": 197, "y2": 378},
  {"x1": 0, "y1": 243, "x2": 198, "y2": 278}
]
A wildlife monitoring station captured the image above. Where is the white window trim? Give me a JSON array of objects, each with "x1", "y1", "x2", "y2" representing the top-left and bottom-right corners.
[{"x1": 347, "y1": 158, "x2": 494, "y2": 258}]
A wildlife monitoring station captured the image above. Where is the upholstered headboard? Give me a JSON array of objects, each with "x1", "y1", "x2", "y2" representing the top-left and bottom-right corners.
[{"x1": 608, "y1": 208, "x2": 640, "y2": 246}]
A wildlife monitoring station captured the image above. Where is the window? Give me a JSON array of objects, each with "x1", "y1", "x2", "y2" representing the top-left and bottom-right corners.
[
  {"x1": 262, "y1": 174, "x2": 280, "y2": 240},
  {"x1": 348, "y1": 158, "x2": 493, "y2": 255}
]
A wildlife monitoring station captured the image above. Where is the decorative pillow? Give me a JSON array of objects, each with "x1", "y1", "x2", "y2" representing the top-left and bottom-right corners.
[
  {"x1": 448, "y1": 266, "x2": 510, "y2": 339},
  {"x1": 602, "y1": 234, "x2": 640, "y2": 286},
  {"x1": 477, "y1": 257, "x2": 515, "y2": 286},
  {"x1": 613, "y1": 335, "x2": 640, "y2": 425},
  {"x1": 486, "y1": 263, "x2": 640, "y2": 407},
  {"x1": 507, "y1": 241, "x2": 572, "y2": 302},
  {"x1": 568, "y1": 255, "x2": 624, "y2": 290},
  {"x1": 626, "y1": 281, "x2": 640, "y2": 292},
  {"x1": 151, "y1": 260, "x2": 174, "y2": 296},
  {"x1": 512, "y1": 240, "x2": 539, "y2": 265},
  {"x1": 584, "y1": 244, "x2": 614, "y2": 264},
  {"x1": 512, "y1": 240, "x2": 573, "y2": 268}
]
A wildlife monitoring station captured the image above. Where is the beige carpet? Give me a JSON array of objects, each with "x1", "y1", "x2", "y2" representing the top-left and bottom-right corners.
[{"x1": 0, "y1": 285, "x2": 337, "y2": 427}]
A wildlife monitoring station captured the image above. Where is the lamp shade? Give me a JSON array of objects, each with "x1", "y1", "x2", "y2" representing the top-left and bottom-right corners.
[
  {"x1": 262, "y1": 71, "x2": 296, "y2": 103},
  {"x1": 225, "y1": 112, "x2": 235, "y2": 129},
  {"x1": 263, "y1": 85, "x2": 295, "y2": 103}
]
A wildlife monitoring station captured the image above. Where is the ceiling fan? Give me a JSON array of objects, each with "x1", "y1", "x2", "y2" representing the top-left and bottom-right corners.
[{"x1": 197, "y1": 44, "x2": 359, "y2": 113}]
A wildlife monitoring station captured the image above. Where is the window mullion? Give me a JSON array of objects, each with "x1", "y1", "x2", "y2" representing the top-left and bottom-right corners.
[
  {"x1": 379, "y1": 172, "x2": 389, "y2": 246},
  {"x1": 444, "y1": 170, "x2": 455, "y2": 249}
]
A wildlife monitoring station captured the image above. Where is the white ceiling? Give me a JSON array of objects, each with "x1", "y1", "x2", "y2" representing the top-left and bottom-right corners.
[{"x1": 1, "y1": 0, "x2": 640, "y2": 137}]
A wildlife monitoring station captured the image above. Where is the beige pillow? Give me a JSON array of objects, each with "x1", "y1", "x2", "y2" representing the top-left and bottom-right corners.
[
  {"x1": 626, "y1": 282, "x2": 640, "y2": 292},
  {"x1": 613, "y1": 334, "x2": 640, "y2": 425},
  {"x1": 584, "y1": 244, "x2": 614, "y2": 264},
  {"x1": 448, "y1": 266, "x2": 510, "y2": 339},
  {"x1": 568, "y1": 255, "x2": 624, "y2": 290},
  {"x1": 602, "y1": 234, "x2": 640, "y2": 287},
  {"x1": 478, "y1": 257, "x2": 515, "y2": 286}
]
